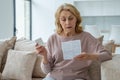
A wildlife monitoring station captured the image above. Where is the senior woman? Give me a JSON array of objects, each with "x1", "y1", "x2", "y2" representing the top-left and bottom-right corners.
[{"x1": 36, "y1": 3, "x2": 112, "y2": 80}]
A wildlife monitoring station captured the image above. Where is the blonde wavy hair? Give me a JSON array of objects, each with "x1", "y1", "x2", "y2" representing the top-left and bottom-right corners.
[{"x1": 55, "y1": 3, "x2": 83, "y2": 35}]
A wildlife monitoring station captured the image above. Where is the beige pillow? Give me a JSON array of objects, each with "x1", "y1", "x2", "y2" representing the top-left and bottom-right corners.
[
  {"x1": 103, "y1": 40, "x2": 115, "y2": 53},
  {"x1": 0, "y1": 36, "x2": 16, "y2": 72},
  {"x1": 14, "y1": 38, "x2": 46, "y2": 78},
  {"x1": 2, "y1": 49, "x2": 37, "y2": 80},
  {"x1": 14, "y1": 38, "x2": 36, "y2": 51},
  {"x1": 32, "y1": 54, "x2": 46, "y2": 78}
]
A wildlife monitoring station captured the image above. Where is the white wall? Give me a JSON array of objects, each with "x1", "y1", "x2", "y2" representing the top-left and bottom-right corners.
[
  {"x1": 74, "y1": 0, "x2": 120, "y2": 40},
  {"x1": 32, "y1": 0, "x2": 73, "y2": 42},
  {"x1": 0, "y1": 0, "x2": 14, "y2": 39},
  {"x1": 32, "y1": 0, "x2": 55, "y2": 42},
  {"x1": 32, "y1": 0, "x2": 120, "y2": 42}
]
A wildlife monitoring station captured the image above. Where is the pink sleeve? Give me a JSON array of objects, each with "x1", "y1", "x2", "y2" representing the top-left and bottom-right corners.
[
  {"x1": 86, "y1": 34, "x2": 112, "y2": 62},
  {"x1": 41, "y1": 61, "x2": 51, "y2": 74},
  {"x1": 41, "y1": 37, "x2": 54, "y2": 74}
]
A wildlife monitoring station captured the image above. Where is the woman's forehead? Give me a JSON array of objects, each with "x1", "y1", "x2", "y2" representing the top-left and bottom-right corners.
[{"x1": 60, "y1": 10, "x2": 74, "y2": 17}]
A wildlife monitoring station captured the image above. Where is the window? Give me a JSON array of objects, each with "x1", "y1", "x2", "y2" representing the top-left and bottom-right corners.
[{"x1": 14, "y1": 0, "x2": 31, "y2": 39}]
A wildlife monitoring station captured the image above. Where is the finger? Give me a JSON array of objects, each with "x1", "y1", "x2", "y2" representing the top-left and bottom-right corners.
[
  {"x1": 36, "y1": 45, "x2": 43, "y2": 49},
  {"x1": 35, "y1": 43, "x2": 38, "y2": 46},
  {"x1": 81, "y1": 52, "x2": 86, "y2": 54}
]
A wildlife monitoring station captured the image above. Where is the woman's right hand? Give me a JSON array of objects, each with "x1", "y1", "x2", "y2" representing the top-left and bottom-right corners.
[
  {"x1": 35, "y1": 43, "x2": 48, "y2": 64},
  {"x1": 35, "y1": 43, "x2": 47, "y2": 57}
]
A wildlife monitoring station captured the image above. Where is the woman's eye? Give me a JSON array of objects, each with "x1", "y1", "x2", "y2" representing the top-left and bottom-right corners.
[
  {"x1": 60, "y1": 17, "x2": 74, "y2": 21},
  {"x1": 60, "y1": 18, "x2": 66, "y2": 21},
  {"x1": 68, "y1": 17, "x2": 73, "y2": 20}
]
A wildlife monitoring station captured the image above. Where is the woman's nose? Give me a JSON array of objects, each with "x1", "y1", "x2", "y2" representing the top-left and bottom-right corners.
[{"x1": 65, "y1": 19, "x2": 70, "y2": 24}]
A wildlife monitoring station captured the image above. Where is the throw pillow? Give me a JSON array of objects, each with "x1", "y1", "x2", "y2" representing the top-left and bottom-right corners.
[
  {"x1": 103, "y1": 40, "x2": 115, "y2": 53},
  {"x1": 32, "y1": 54, "x2": 46, "y2": 78},
  {"x1": 2, "y1": 49, "x2": 37, "y2": 80},
  {"x1": 14, "y1": 38, "x2": 36, "y2": 51},
  {"x1": 14, "y1": 38, "x2": 46, "y2": 78},
  {"x1": 0, "y1": 36, "x2": 16, "y2": 72}
]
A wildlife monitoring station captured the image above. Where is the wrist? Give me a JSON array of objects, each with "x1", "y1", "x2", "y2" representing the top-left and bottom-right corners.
[{"x1": 42, "y1": 56, "x2": 48, "y2": 64}]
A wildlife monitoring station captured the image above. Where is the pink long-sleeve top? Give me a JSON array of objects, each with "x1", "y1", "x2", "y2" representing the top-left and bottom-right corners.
[{"x1": 41, "y1": 31, "x2": 112, "y2": 80}]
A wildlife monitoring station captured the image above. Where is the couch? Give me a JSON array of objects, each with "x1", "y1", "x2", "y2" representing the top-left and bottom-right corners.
[
  {"x1": 0, "y1": 36, "x2": 120, "y2": 80},
  {"x1": 0, "y1": 37, "x2": 45, "y2": 80},
  {"x1": 101, "y1": 54, "x2": 120, "y2": 80}
]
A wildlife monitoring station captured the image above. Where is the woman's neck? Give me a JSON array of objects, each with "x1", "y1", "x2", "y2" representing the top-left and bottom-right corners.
[{"x1": 62, "y1": 31, "x2": 76, "y2": 37}]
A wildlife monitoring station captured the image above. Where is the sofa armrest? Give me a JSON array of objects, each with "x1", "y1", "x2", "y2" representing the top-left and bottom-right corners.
[
  {"x1": 101, "y1": 54, "x2": 120, "y2": 80},
  {"x1": 88, "y1": 60, "x2": 101, "y2": 80}
]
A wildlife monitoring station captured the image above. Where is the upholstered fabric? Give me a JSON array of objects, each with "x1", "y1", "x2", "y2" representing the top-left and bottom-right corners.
[
  {"x1": 97, "y1": 36, "x2": 115, "y2": 53},
  {"x1": 101, "y1": 54, "x2": 120, "y2": 80},
  {"x1": 14, "y1": 38, "x2": 46, "y2": 78},
  {"x1": 0, "y1": 37, "x2": 120, "y2": 80},
  {"x1": 84, "y1": 25, "x2": 101, "y2": 38},
  {"x1": 88, "y1": 60, "x2": 101, "y2": 80},
  {"x1": 32, "y1": 54, "x2": 46, "y2": 78},
  {"x1": 14, "y1": 38, "x2": 36, "y2": 51},
  {"x1": 103, "y1": 40, "x2": 114, "y2": 53},
  {"x1": 0, "y1": 36, "x2": 16, "y2": 72},
  {"x1": 2, "y1": 49, "x2": 37, "y2": 80}
]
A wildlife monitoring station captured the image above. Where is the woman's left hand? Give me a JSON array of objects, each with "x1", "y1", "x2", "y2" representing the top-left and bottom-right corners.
[{"x1": 74, "y1": 52, "x2": 99, "y2": 61}]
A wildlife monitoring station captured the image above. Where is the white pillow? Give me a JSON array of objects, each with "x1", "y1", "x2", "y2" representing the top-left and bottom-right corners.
[
  {"x1": 14, "y1": 38, "x2": 46, "y2": 78},
  {"x1": 32, "y1": 54, "x2": 46, "y2": 78},
  {"x1": 84, "y1": 25, "x2": 101, "y2": 38},
  {"x1": 103, "y1": 40, "x2": 114, "y2": 53},
  {"x1": 2, "y1": 49, "x2": 37, "y2": 80},
  {"x1": 14, "y1": 38, "x2": 36, "y2": 51}
]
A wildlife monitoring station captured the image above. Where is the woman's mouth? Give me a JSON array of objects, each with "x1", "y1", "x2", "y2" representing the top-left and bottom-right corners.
[{"x1": 66, "y1": 26, "x2": 72, "y2": 29}]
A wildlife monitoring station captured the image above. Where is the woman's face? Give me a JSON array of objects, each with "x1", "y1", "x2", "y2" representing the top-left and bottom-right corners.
[{"x1": 59, "y1": 10, "x2": 77, "y2": 34}]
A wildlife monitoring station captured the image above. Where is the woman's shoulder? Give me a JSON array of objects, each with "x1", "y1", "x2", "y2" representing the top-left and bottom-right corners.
[
  {"x1": 47, "y1": 33, "x2": 59, "y2": 41},
  {"x1": 81, "y1": 31, "x2": 96, "y2": 40},
  {"x1": 80, "y1": 31, "x2": 93, "y2": 37},
  {"x1": 49, "y1": 33, "x2": 59, "y2": 39}
]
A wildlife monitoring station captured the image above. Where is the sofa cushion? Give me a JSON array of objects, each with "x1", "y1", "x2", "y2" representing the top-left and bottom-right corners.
[
  {"x1": 32, "y1": 54, "x2": 46, "y2": 78},
  {"x1": 0, "y1": 36, "x2": 16, "y2": 72},
  {"x1": 14, "y1": 38, "x2": 46, "y2": 78},
  {"x1": 2, "y1": 49, "x2": 37, "y2": 80},
  {"x1": 14, "y1": 38, "x2": 36, "y2": 51}
]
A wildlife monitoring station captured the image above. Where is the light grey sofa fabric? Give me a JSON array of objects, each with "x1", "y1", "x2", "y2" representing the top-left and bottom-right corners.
[
  {"x1": 101, "y1": 54, "x2": 120, "y2": 80},
  {"x1": 88, "y1": 60, "x2": 101, "y2": 80}
]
